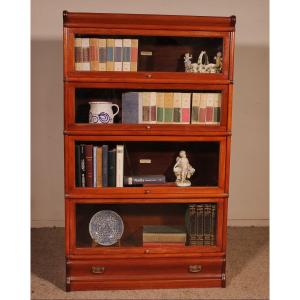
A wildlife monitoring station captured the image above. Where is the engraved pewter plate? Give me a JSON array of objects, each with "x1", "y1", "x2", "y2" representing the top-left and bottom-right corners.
[{"x1": 89, "y1": 210, "x2": 124, "y2": 246}]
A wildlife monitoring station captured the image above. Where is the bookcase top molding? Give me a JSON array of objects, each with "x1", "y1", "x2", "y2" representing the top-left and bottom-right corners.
[{"x1": 63, "y1": 11, "x2": 236, "y2": 32}]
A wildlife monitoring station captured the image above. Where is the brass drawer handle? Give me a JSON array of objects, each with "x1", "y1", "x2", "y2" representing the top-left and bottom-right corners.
[
  {"x1": 188, "y1": 265, "x2": 202, "y2": 273},
  {"x1": 146, "y1": 74, "x2": 152, "y2": 78},
  {"x1": 91, "y1": 266, "x2": 105, "y2": 274}
]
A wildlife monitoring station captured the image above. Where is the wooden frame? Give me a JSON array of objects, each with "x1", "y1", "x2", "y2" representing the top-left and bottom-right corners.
[{"x1": 63, "y1": 11, "x2": 235, "y2": 291}]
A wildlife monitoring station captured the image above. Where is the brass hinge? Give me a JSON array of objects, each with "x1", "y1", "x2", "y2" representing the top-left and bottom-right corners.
[
  {"x1": 221, "y1": 273, "x2": 226, "y2": 281},
  {"x1": 66, "y1": 277, "x2": 71, "y2": 284}
]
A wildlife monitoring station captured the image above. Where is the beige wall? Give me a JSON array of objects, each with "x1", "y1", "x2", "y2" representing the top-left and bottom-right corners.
[{"x1": 31, "y1": 0, "x2": 269, "y2": 227}]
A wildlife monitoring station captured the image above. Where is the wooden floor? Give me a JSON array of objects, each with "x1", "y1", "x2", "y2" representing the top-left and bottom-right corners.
[{"x1": 31, "y1": 227, "x2": 269, "y2": 300}]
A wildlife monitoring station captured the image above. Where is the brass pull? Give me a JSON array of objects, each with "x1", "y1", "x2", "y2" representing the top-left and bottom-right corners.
[
  {"x1": 144, "y1": 190, "x2": 150, "y2": 194},
  {"x1": 146, "y1": 74, "x2": 152, "y2": 78},
  {"x1": 91, "y1": 266, "x2": 105, "y2": 274},
  {"x1": 188, "y1": 265, "x2": 202, "y2": 273},
  {"x1": 146, "y1": 125, "x2": 151, "y2": 129}
]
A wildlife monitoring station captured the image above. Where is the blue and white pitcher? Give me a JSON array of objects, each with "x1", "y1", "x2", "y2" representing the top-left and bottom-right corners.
[{"x1": 89, "y1": 101, "x2": 119, "y2": 124}]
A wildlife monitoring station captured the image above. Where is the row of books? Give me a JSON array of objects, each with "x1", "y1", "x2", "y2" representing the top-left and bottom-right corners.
[
  {"x1": 122, "y1": 92, "x2": 221, "y2": 125},
  {"x1": 75, "y1": 144, "x2": 124, "y2": 187},
  {"x1": 74, "y1": 38, "x2": 138, "y2": 72},
  {"x1": 187, "y1": 203, "x2": 217, "y2": 246}
]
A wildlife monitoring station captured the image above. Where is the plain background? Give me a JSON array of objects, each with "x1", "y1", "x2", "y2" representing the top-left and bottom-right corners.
[{"x1": 31, "y1": 0, "x2": 269, "y2": 227}]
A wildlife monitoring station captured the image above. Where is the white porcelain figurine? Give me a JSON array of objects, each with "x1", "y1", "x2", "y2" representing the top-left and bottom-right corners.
[{"x1": 173, "y1": 150, "x2": 195, "y2": 187}]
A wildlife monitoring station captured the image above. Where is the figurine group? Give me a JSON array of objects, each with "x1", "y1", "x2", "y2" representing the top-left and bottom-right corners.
[
  {"x1": 184, "y1": 51, "x2": 222, "y2": 73},
  {"x1": 173, "y1": 150, "x2": 195, "y2": 187}
]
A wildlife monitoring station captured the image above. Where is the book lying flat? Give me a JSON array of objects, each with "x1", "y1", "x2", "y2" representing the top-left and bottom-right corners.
[{"x1": 143, "y1": 225, "x2": 186, "y2": 243}]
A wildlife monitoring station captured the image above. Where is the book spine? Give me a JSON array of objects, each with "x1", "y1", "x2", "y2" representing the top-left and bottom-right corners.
[
  {"x1": 98, "y1": 39, "x2": 107, "y2": 71},
  {"x1": 124, "y1": 175, "x2": 165, "y2": 186},
  {"x1": 188, "y1": 204, "x2": 197, "y2": 245},
  {"x1": 205, "y1": 94, "x2": 214, "y2": 124},
  {"x1": 108, "y1": 149, "x2": 117, "y2": 187},
  {"x1": 149, "y1": 92, "x2": 157, "y2": 123},
  {"x1": 210, "y1": 204, "x2": 217, "y2": 246},
  {"x1": 96, "y1": 146, "x2": 102, "y2": 187},
  {"x1": 75, "y1": 145, "x2": 81, "y2": 187},
  {"x1": 164, "y1": 92, "x2": 174, "y2": 123},
  {"x1": 93, "y1": 146, "x2": 97, "y2": 187},
  {"x1": 74, "y1": 38, "x2": 82, "y2": 71},
  {"x1": 156, "y1": 92, "x2": 164, "y2": 123},
  {"x1": 116, "y1": 145, "x2": 124, "y2": 187},
  {"x1": 138, "y1": 92, "x2": 143, "y2": 123},
  {"x1": 197, "y1": 204, "x2": 204, "y2": 245},
  {"x1": 143, "y1": 242, "x2": 186, "y2": 247},
  {"x1": 89, "y1": 38, "x2": 99, "y2": 71},
  {"x1": 81, "y1": 38, "x2": 90, "y2": 71},
  {"x1": 130, "y1": 39, "x2": 138, "y2": 71},
  {"x1": 214, "y1": 93, "x2": 222, "y2": 124},
  {"x1": 173, "y1": 93, "x2": 182, "y2": 123},
  {"x1": 142, "y1": 92, "x2": 151, "y2": 123},
  {"x1": 79, "y1": 144, "x2": 86, "y2": 187},
  {"x1": 122, "y1": 39, "x2": 131, "y2": 71},
  {"x1": 102, "y1": 145, "x2": 108, "y2": 187},
  {"x1": 84, "y1": 144, "x2": 93, "y2": 187},
  {"x1": 203, "y1": 204, "x2": 212, "y2": 245},
  {"x1": 114, "y1": 39, "x2": 123, "y2": 71},
  {"x1": 191, "y1": 93, "x2": 201, "y2": 124},
  {"x1": 199, "y1": 93, "x2": 207, "y2": 124},
  {"x1": 122, "y1": 92, "x2": 139, "y2": 124},
  {"x1": 106, "y1": 39, "x2": 114, "y2": 71},
  {"x1": 181, "y1": 93, "x2": 191, "y2": 124},
  {"x1": 143, "y1": 234, "x2": 186, "y2": 243}
]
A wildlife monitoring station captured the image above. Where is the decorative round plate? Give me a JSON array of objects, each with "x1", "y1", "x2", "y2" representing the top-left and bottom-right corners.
[{"x1": 89, "y1": 210, "x2": 124, "y2": 246}]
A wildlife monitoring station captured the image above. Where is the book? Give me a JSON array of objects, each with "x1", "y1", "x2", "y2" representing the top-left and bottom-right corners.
[
  {"x1": 142, "y1": 92, "x2": 151, "y2": 123},
  {"x1": 89, "y1": 38, "x2": 99, "y2": 71},
  {"x1": 96, "y1": 146, "x2": 102, "y2": 187},
  {"x1": 164, "y1": 93, "x2": 174, "y2": 123},
  {"x1": 173, "y1": 93, "x2": 182, "y2": 123},
  {"x1": 197, "y1": 204, "x2": 204, "y2": 245},
  {"x1": 122, "y1": 92, "x2": 140, "y2": 124},
  {"x1": 74, "y1": 38, "x2": 82, "y2": 71},
  {"x1": 156, "y1": 92, "x2": 164, "y2": 123},
  {"x1": 98, "y1": 39, "x2": 107, "y2": 71},
  {"x1": 93, "y1": 146, "x2": 97, "y2": 187},
  {"x1": 122, "y1": 39, "x2": 131, "y2": 71},
  {"x1": 188, "y1": 204, "x2": 197, "y2": 245},
  {"x1": 181, "y1": 93, "x2": 191, "y2": 124},
  {"x1": 143, "y1": 182, "x2": 176, "y2": 187},
  {"x1": 143, "y1": 225, "x2": 186, "y2": 243},
  {"x1": 149, "y1": 92, "x2": 157, "y2": 123},
  {"x1": 199, "y1": 93, "x2": 207, "y2": 124},
  {"x1": 205, "y1": 93, "x2": 214, "y2": 124},
  {"x1": 102, "y1": 145, "x2": 108, "y2": 187},
  {"x1": 75, "y1": 145, "x2": 81, "y2": 187},
  {"x1": 130, "y1": 39, "x2": 138, "y2": 71},
  {"x1": 106, "y1": 39, "x2": 114, "y2": 71},
  {"x1": 191, "y1": 93, "x2": 201, "y2": 124},
  {"x1": 143, "y1": 242, "x2": 186, "y2": 247},
  {"x1": 203, "y1": 204, "x2": 212, "y2": 245},
  {"x1": 108, "y1": 149, "x2": 116, "y2": 187},
  {"x1": 81, "y1": 38, "x2": 90, "y2": 71},
  {"x1": 210, "y1": 204, "x2": 216, "y2": 246},
  {"x1": 84, "y1": 144, "x2": 93, "y2": 187},
  {"x1": 213, "y1": 93, "x2": 222, "y2": 124},
  {"x1": 138, "y1": 92, "x2": 143, "y2": 123},
  {"x1": 116, "y1": 145, "x2": 124, "y2": 187},
  {"x1": 114, "y1": 39, "x2": 123, "y2": 71},
  {"x1": 79, "y1": 144, "x2": 86, "y2": 187},
  {"x1": 124, "y1": 175, "x2": 166, "y2": 186}
]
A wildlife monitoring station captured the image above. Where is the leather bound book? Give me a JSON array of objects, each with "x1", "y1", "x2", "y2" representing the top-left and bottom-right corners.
[
  {"x1": 96, "y1": 146, "x2": 102, "y2": 187},
  {"x1": 89, "y1": 38, "x2": 99, "y2": 71},
  {"x1": 108, "y1": 149, "x2": 117, "y2": 187},
  {"x1": 203, "y1": 204, "x2": 212, "y2": 245},
  {"x1": 188, "y1": 204, "x2": 197, "y2": 245},
  {"x1": 114, "y1": 39, "x2": 123, "y2": 71},
  {"x1": 210, "y1": 204, "x2": 217, "y2": 246},
  {"x1": 75, "y1": 144, "x2": 81, "y2": 187},
  {"x1": 124, "y1": 175, "x2": 165, "y2": 186},
  {"x1": 197, "y1": 204, "x2": 204, "y2": 245},
  {"x1": 102, "y1": 145, "x2": 108, "y2": 187},
  {"x1": 84, "y1": 144, "x2": 93, "y2": 187},
  {"x1": 79, "y1": 144, "x2": 86, "y2": 187}
]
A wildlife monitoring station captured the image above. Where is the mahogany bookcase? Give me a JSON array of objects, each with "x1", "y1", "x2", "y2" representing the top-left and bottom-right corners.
[{"x1": 63, "y1": 11, "x2": 235, "y2": 291}]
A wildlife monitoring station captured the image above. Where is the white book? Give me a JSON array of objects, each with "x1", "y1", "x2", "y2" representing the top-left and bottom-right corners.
[
  {"x1": 138, "y1": 92, "x2": 143, "y2": 123},
  {"x1": 116, "y1": 145, "x2": 124, "y2": 187},
  {"x1": 173, "y1": 93, "x2": 182, "y2": 123},
  {"x1": 114, "y1": 39, "x2": 123, "y2": 71},
  {"x1": 81, "y1": 38, "x2": 90, "y2": 71},
  {"x1": 206, "y1": 93, "x2": 215, "y2": 124},
  {"x1": 93, "y1": 146, "x2": 97, "y2": 187},
  {"x1": 122, "y1": 39, "x2": 131, "y2": 71}
]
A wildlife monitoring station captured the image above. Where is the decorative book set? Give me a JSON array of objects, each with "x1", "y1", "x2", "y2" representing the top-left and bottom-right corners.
[{"x1": 64, "y1": 11, "x2": 235, "y2": 291}]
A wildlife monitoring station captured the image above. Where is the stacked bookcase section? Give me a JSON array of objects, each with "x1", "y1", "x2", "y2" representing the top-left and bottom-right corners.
[{"x1": 64, "y1": 11, "x2": 235, "y2": 291}]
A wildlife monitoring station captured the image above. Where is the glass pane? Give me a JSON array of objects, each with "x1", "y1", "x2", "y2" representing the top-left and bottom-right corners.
[
  {"x1": 75, "y1": 88, "x2": 222, "y2": 125},
  {"x1": 74, "y1": 35, "x2": 223, "y2": 73},
  {"x1": 76, "y1": 203, "x2": 217, "y2": 248},
  {"x1": 74, "y1": 141, "x2": 219, "y2": 188}
]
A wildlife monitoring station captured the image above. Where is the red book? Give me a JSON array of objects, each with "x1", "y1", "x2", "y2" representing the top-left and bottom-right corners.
[{"x1": 84, "y1": 144, "x2": 93, "y2": 187}]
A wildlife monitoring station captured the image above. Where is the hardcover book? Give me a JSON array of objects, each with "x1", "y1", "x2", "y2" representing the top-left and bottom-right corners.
[
  {"x1": 142, "y1": 92, "x2": 151, "y2": 123},
  {"x1": 187, "y1": 204, "x2": 197, "y2": 245},
  {"x1": 81, "y1": 38, "x2": 90, "y2": 71},
  {"x1": 156, "y1": 92, "x2": 164, "y2": 123},
  {"x1": 122, "y1": 39, "x2": 131, "y2": 71},
  {"x1": 197, "y1": 204, "x2": 204, "y2": 245},
  {"x1": 213, "y1": 93, "x2": 222, "y2": 124},
  {"x1": 74, "y1": 38, "x2": 82, "y2": 71},
  {"x1": 98, "y1": 39, "x2": 107, "y2": 71},
  {"x1": 181, "y1": 93, "x2": 191, "y2": 124},
  {"x1": 102, "y1": 145, "x2": 109, "y2": 187},
  {"x1": 108, "y1": 149, "x2": 117, "y2": 187},
  {"x1": 130, "y1": 39, "x2": 138, "y2": 71},
  {"x1": 164, "y1": 93, "x2": 174, "y2": 123},
  {"x1": 149, "y1": 92, "x2": 157, "y2": 123},
  {"x1": 124, "y1": 175, "x2": 165, "y2": 186},
  {"x1": 203, "y1": 204, "x2": 212, "y2": 245},
  {"x1": 210, "y1": 204, "x2": 217, "y2": 245},
  {"x1": 114, "y1": 39, "x2": 123, "y2": 71},
  {"x1": 93, "y1": 146, "x2": 97, "y2": 187},
  {"x1": 75, "y1": 144, "x2": 81, "y2": 187},
  {"x1": 79, "y1": 144, "x2": 86, "y2": 187},
  {"x1": 199, "y1": 93, "x2": 207, "y2": 124},
  {"x1": 106, "y1": 39, "x2": 114, "y2": 71},
  {"x1": 122, "y1": 92, "x2": 140, "y2": 123},
  {"x1": 84, "y1": 144, "x2": 93, "y2": 187},
  {"x1": 96, "y1": 146, "x2": 102, "y2": 187},
  {"x1": 89, "y1": 38, "x2": 99, "y2": 71},
  {"x1": 205, "y1": 93, "x2": 214, "y2": 124},
  {"x1": 116, "y1": 145, "x2": 124, "y2": 187},
  {"x1": 173, "y1": 93, "x2": 182, "y2": 123},
  {"x1": 143, "y1": 225, "x2": 186, "y2": 243},
  {"x1": 191, "y1": 93, "x2": 201, "y2": 124}
]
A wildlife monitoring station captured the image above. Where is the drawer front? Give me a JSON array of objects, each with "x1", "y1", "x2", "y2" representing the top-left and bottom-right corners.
[{"x1": 68, "y1": 257, "x2": 224, "y2": 281}]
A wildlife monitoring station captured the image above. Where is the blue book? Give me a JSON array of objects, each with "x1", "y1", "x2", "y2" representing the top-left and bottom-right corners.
[
  {"x1": 102, "y1": 145, "x2": 108, "y2": 187},
  {"x1": 93, "y1": 146, "x2": 97, "y2": 187},
  {"x1": 108, "y1": 149, "x2": 116, "y2": 187},
  {"x1": 122, "y1": 92, "x2": 139, "y2": 124}
]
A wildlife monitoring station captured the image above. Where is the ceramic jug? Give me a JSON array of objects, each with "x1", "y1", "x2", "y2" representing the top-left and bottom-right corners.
[{"x1": 89, "y1": 101, "x2": 119, "y2": 124}]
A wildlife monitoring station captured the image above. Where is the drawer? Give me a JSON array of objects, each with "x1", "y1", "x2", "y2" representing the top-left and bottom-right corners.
[{"x1": 67, "y1": 257, "x2": 224, "y2": 281}]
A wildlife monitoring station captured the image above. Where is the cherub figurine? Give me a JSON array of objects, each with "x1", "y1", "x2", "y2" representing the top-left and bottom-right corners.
[
  {"x1": 184, "y1": 53, "x2": 193, "y2": 72},
  {"x1": 214, "y1": 51, "x2": 223, "y2": 72},
  {"x1": 173, "y1": 150, "x2": 195, "y2": 187}
]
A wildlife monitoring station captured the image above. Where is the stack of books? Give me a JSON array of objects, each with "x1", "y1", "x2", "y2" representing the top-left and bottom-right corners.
[
  {"x1": 75, "y1": 144, "x2": 124, "y2": 187},
  {"x1": 191, "y1": 93, "x2": 221, "y2": 125},
  {"x1": 187, "y1": 204, "x2": 217, "y2": 246},
  {"x1": 74, "y1": 38, "x2": 138, "y2": 71},
  {"x1": 142, "y1": 225, "x2": 187, "y2": 247}
]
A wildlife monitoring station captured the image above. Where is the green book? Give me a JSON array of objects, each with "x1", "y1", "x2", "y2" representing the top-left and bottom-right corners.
[
  {"x1": 156, "y1": 92, "x2": 164, "y2": 123},
  {"x1": 143, "y1": 225, "x2": 186, "y2": 243}
]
